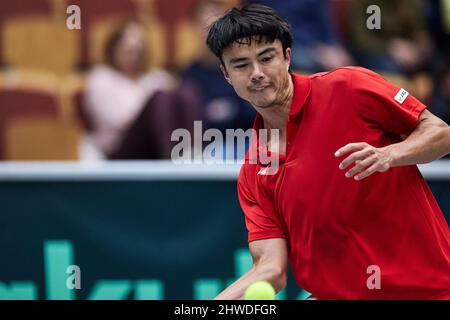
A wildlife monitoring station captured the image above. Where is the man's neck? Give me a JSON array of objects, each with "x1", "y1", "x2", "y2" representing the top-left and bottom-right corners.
[{"x1": 256, "y1": 74, "x2": 294, "y2": 131}]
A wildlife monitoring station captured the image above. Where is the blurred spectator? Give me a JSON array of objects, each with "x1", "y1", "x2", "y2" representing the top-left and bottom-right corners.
[
  {"x1": 181, "y1": 0, "x2": 255, "y2": 158},
  {"x1": 427, "y1": 0, "x2": 450, "y2": 130},
  {"x1": 427, "y1": 0, "x2": 450, "y2": 60},
  {"x1": 430, "y1": 67, "x2": 450, "y2": 125},
  {"x1": 84, "y1": 21, "x2": 175, "y2": 159},
  {"x1": 250, "y1": 0, "x2": 354, "y2": 72},
  {"x1": 347, "y1": 0, "x2": 432, "y2": 74}
]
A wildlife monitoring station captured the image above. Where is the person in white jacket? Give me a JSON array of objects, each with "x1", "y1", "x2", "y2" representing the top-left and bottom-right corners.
[{"x1": 84, "y1": 22, "x2": 174, "y2": 158}]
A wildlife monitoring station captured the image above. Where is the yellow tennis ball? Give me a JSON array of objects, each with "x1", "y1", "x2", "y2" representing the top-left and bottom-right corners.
[{"x1": 244, "y1": 281, "x2": 276, "y2": 300}]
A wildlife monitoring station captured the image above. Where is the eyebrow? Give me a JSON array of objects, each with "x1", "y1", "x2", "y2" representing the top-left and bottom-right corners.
[
  {"x1": 229, "y1": 47, "x2": 277, "y2": 65},
  {"x1": 257, "y1": 47, "x2": 276, "y2": 57}
]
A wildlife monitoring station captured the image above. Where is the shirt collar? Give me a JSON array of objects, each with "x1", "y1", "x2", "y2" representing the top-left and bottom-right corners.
[
  {"x1": 246, "y1": 73, "x2": 311, "y2": 165},
  {"x1": 289, "y1": 72, "x2": 312, "y2": 116},
  {"x1": 252, "y1": 72, "x2": 312, "y2": 129}
]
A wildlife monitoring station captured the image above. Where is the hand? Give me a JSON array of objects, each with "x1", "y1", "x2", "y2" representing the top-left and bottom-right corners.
[{"x1": 334, "y1": 142, "x2": 393, "y2": 181}]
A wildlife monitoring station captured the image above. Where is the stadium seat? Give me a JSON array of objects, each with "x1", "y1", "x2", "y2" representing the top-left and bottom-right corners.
[
  {"x1": 173, "y1": 20, "x2": 203, "y2": 69},
  {"x1": 2, "y1": 17, "x2": 80, "y2": 75},
  {"x1": 87, "y1": 17, "x2": 167, "y2": 69},
  {"x1": 4, "y1": 117, "x2": 80, "y2": 161},
  {"x1": 0, "y1": 0, "x2": 51, "y2": 17},
  {"x1": 79, "y1": 0, "x2": 201, "y2": 69},
  {"x1": 0, "y1": 70, "x2": 61, "y2": 159},
  {"x1": 152, "y1": 0, "x2": 202, "y2": 69},
  {"x1": 59, "y1": 73, "x2": 92, "y2": 131},
  {"x1": 66, "y1": 0, "x2": 139, "y2": 68},
  {"x1": 0, "y1": 0, "x2": 52, "y2": 65}
]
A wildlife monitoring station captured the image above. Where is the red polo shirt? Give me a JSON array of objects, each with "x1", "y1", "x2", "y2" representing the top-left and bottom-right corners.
[{"x1": 238, "y1": 67, "x2": 450, "y2": 299}]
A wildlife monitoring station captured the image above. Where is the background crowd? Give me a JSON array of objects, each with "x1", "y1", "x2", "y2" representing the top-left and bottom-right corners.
[{"x1": 0, "y1": 0, "x2": 449, "y2": 161}]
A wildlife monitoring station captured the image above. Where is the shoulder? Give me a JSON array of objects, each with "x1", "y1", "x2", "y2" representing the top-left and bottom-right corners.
[
  {"x1": 143, "y1": 69, "x2": 175, "y2": 85},
  {"x1": 304, "y1": 67, "x2": 388, "y2": 97},
  {"x1": 142, "y1": 68, "x2": 176, "y2": 90},
  {"x1": 86, "y1": 65, "x2": 122, "y2": 88},
  {"x1": 87, "y1": 65, "x2": 119, "y2": 80},
  {"x1": 307, "y1": 66, "x2": 383, "y2": 84}
]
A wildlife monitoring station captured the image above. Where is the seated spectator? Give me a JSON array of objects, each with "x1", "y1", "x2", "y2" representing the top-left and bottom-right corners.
[
  {"x1": 427, "y1": 0, "x2": 450, "y2": 63},
  {"x1": 347, "y1": 0, "x2": 432, "y2": 74},
  {"x1": 250, "y1": 0, "x2": 354, "y2": 72},
  {"x1": 430, "y1": 66, "x2": 450, "y2": 126},
  {"x1": 108, "y1": 84, "x2": 202, "y2": 160},
  {"x1": 181, "y1": 0, "x2": 256, "y2": 159},
  {"x1": 427, "y1": 0, "x2": 450, "y2": 123},
  {"x1": 84, "y1": 21, "x2": 175, "y2": 159}
]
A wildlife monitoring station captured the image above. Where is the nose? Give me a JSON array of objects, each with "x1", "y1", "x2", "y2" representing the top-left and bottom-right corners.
[{"x1": 250, "y1": 63, "x2": 265, "y2": 82}]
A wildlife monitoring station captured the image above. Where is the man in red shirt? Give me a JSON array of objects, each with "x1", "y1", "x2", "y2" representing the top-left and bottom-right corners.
[{"x1": 206, "y1": 4, "x2": 450, "y2": 299}]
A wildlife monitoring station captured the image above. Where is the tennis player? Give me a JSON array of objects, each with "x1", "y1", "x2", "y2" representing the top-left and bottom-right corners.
[{"x1": 206, "y1": 4, "x2": 450, "y2": 299}]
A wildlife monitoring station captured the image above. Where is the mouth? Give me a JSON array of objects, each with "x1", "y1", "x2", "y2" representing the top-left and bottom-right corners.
[{"x1": 250, "y1": 84, "x2": 271, "y2": 92}]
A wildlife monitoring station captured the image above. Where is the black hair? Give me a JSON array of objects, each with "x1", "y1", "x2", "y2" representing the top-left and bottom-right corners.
[
  {"x1": 105, "y1": 21, "x2": 129, "y2": 68},
  {"x1": 206, "y1": 4, "x2": 293, "y2": 65}
]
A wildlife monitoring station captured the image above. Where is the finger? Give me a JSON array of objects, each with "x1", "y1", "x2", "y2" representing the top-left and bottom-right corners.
[
  {"x1": 345, "y1": 156, "x2": 377, "y2": 178},
  {"x1": 334, "y1": 143, "x2": 367, "y2": 157},
  {"x1": 354, "y1": 161, "x2": 381, "y2": 180},
  {"x1": 339, "y1": 148, "x2": 375, "y2": 170}
]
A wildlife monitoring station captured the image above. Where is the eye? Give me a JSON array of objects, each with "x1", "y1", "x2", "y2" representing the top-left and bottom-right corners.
[
  {"x1": 261, "y1": 56, "x2": 273, "y2": 63},
  {"x1": 235, "y1": 64, "x2": 247, "y2": 69}
]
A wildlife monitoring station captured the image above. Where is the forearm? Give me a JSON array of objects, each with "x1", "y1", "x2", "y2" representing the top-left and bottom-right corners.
[
  {"x1": 214, "y1": 264, "x2": 286, "y2": 300},
  {"x1": 385, "y1": 118, "x2": 450, "y2": 167}
]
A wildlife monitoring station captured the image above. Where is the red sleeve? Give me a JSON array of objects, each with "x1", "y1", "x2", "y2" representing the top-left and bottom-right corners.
[
  {"x1": 237, "y1": 166, "x2": 287, "y2": 243},
  {"x1": 350, "y1": 68, "x2": 426, "y2": 135}
]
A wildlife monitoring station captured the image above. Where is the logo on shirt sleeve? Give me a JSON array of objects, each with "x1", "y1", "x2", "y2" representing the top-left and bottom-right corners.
[{"x1": 394, "y1": 88, "x2": 409, "y2": 104}]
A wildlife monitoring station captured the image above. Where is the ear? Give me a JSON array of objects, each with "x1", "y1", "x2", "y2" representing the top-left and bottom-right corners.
[
  {"x1": 284, "y1": 47, "x2": 291, "y2": 70},
  {"x1": 220, "y1": 64, "x2": 232, "y2": 85}
]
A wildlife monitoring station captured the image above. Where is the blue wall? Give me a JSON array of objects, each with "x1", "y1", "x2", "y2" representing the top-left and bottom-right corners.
[{"x1": 0, "y1": 179, "x2": 448, "y2": 299}]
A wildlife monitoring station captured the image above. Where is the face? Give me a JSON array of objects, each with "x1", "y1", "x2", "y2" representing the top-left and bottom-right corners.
[
  {"x1": 114, "y1": 24, "x2": 147, "y2": 75},
  {"x1": 220, "y1": 38, "x2": 291, "y2": 108}
]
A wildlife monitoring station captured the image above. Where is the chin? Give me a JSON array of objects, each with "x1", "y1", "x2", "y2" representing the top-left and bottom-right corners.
[
  {"x1": 255, "y1": 96, "x2": 277, "y2": 108},
  {"x1": 253, "y1": 100, "x2": 276, "y2": 108},
  {"x1": 248, "y1": 94, "x2": 270, "y2": 107}
]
